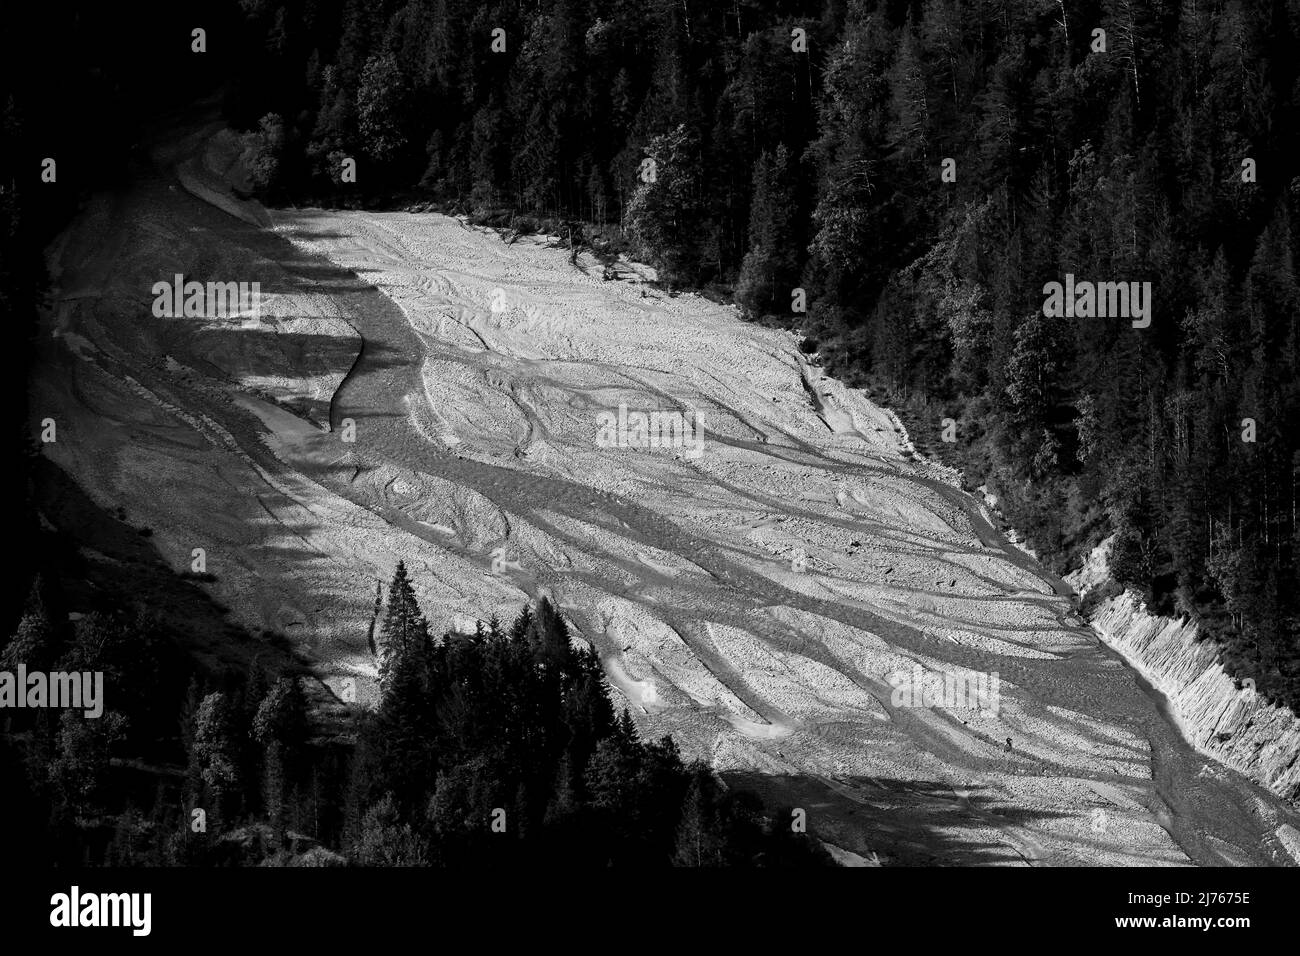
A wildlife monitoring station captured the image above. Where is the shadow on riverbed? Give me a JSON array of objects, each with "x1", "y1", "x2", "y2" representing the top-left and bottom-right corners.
[
  {"x1": 31, "y1": 456, "x2": 350, "y2": 734},
  {"x1": 724, "y1": 770, "x2": 1069, "y2": 866}
]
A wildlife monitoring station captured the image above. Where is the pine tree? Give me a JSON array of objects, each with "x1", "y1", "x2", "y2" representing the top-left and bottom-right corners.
[
  {"x1": 48, "y1": 709, "x2": 127, "y2": 817},
  {"x1": 1, "y1": 609, "x2": 55, "y2": 673},
  {"x1": 543, "y1": 751, "x2": 579, "y2": 827},
  {"x1": 253, "y1": 676, "x2": 309, "y2": 834},
  {"x1": 356, "y1": 52, "x2": 409, "y2": 165},
  {"x1": 378, "y1": 562, "x2": 430, "y2": 690},
  {"x1": 352, "y1": 794, "x2": 427, "y2": 866},
  {"x1": 887, "y1": 21, "x2": 930, "y2": 163},
  {"x1": 624, "y1": 124, "x2": 704, "y2": 287},
  {"x1": 673, "y1": 763, "x2": 725, "y2": 866},
  {"x1": 1004, "y1": 311, "x2": 1069, "y2": 476},
  {"x1": 735, "y1": 144, "x2": 800, "y2": 319},
  {"x1": 192, "y1": 692, "x2": 241, "y2": 816},
  {"x1": 240, "y1": 113, "x2": 288, "y2": 198},
  {"x1": 373, "y1": 641, "x2": 438, "y2": 814}
]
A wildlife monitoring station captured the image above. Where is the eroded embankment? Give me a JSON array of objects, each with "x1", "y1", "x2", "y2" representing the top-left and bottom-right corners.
[{"x1": 1070, "y1": 541, "x2": 1300, "y2": 807}]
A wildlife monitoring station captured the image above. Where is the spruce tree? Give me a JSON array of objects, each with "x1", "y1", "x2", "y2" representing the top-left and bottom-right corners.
[
  {"x1": 378, "y1": 562, "x2": 430, "y2": 691},
  {"x1": 735, "y1": 144, "x2": 799, "y2": 319}
]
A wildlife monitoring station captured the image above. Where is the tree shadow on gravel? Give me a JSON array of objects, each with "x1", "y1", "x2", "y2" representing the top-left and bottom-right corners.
[{"x1": 724, "y1": 770, "x2": 1070, "y2": 866}]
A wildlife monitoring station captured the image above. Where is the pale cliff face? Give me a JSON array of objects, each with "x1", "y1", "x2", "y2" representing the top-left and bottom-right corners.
[{"x1": 1074, "y1": 537, "x2": 1300, "y2": 810}]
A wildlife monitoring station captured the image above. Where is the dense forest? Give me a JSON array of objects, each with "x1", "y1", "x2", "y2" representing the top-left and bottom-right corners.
[
  {"x1": 1, "y1": 562, "x2": 830, "y2": 866},
  {"x1": 218, "y1": 0, "x2": 1300, "y2": 709}
]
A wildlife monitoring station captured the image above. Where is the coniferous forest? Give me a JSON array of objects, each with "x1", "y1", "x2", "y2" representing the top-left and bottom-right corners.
[{"x1": 3, "y1": 561, "x2": 831, "y2": 866}]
